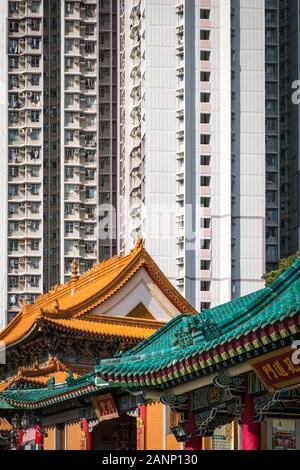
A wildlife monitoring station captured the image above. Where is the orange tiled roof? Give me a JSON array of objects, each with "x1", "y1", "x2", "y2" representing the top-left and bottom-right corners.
[
  {"x1": 0, "y1": 240, "x2": 196, "y2": 349},
  {"x1": 0, "y1": 357, "x2": 80, "y2": 392},
  {"x1": 0, "y1": 418, "x2": 11, "y2": 432},
  {"x1": 40, "y1": 315, "x2": 162, "y2": 341}
]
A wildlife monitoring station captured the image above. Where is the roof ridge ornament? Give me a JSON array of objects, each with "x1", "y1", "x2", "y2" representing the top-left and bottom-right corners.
[{"x1": 172, "y1": 315, "x2": 223, "y2": 348}]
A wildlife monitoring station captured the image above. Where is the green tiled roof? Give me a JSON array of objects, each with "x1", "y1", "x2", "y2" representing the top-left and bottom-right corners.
[
  {"x1": 96, "y1": 258, "x2": 300, "y2": 388},
  {"x1": 0, "y1": 372, "x2": 109, "y2": 410}
]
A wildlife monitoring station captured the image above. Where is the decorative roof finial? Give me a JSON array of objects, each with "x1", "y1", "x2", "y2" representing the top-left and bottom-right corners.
[
  {"x1": 71, "y1": 259, "x2": 79, "y2": 283},
  {"x1": 135, "y1": 235, "x2": 144, "y2": 250}
]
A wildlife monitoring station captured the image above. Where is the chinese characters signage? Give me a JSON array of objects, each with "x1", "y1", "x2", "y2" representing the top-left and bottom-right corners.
[
  {"x1": 91, "y1": 393, "x2": 119, "y2": 422},
  {"x1": 251, "y1": 347, "x2": 300, "y2": 392}
]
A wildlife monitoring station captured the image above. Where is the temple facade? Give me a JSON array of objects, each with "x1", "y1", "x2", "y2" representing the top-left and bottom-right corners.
[
  {"x1": 0, "y1": 240, "x2": 195, "y2": 450},
  {"x1": 1, "y1": 246, "x2": 300, "y2": 450}
]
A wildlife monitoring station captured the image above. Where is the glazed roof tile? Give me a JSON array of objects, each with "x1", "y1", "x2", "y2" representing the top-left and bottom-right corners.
[
  {"x1": 0, "y1": 372, "x2": 107, "y2": 410},
  {"x1": 0, "y1": 240, "x2": 195, "y2": 349},
  {"x1": 96, "y1": 258, "x2": 300, "y2": 386}
]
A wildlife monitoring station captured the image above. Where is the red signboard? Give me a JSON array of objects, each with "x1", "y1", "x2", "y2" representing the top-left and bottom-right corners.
[
  {"x1": 251, "y1": 347, "x2": 300, "y2": 392},
  {"x1": 91, "y1": 394, "x2": 119, "y2": 422}
]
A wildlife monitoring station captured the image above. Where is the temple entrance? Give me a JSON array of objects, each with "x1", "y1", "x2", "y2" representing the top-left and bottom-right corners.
[{"x1": 92, "y1": 414, "x2": 137, "y2": 450}]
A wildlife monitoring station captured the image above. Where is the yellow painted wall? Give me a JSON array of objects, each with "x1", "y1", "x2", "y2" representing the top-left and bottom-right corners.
[
  {"x1": 44, "y1": 426, "x2": 55, "y2": 451},
  {"x1": 166, "y1": 433, "x2": 181, "y2": 450},
  {"x1": 66, "y1": 421, "x2": 81, "y2": 450},
  {"x1": 146, "y1": 403, "x2": 181, "y2": 450},
  {"x1": 146, "y1": 403, "x2": 164, "y2": 450}
]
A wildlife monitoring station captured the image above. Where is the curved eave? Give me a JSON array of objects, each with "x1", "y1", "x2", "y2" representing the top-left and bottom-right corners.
[
  {"x1": 2, "y1": 322, "x2": 40, "y2": 351},
  {"x1": 40, "y1": 318, "x2": 155, "y2": 343},
  {"x1": 98, "y1": 313, "x2": 300, "y2": 389},
  {"x1": 3, "y1": 384, "x2": 101, "y2": 411}
]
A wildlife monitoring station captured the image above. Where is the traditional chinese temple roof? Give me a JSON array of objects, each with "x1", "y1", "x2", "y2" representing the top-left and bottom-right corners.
[
  {"x1": 0, "y1": 357, "x2": 81, "y2": 393},
  {"x1": 0, "y1": 372, "x2": 108, "y2": 410},
  {"x1": 2, "y1": 258, "x2": 300, "y2": 411},
  {"x1": 0, "y1": 239, "x2": 194, "y2": 350},
  {"x1": 95, "y1": 257, "x2": 300, "y2": 389}
]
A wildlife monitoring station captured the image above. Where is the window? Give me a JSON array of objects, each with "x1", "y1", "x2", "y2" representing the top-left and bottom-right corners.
[
  {"x1": 85, "y1": 42, "x2": 96, "y2": 54},
  {"x1": 31, "y1": 240, "x2": 39, "y2": 251},
  {"x1": 201, "y1": 239, "x2": 211, "y2": 250},
  {"x1": 9, "y1": 21, "x2": 19, "y2": 33},
  {"x1": 65, "y1": 204, "x2": 75, "y2": 216},
  {"x1": 30, "y1": 184, "x2": 40, "y2": 196},
  {"x1": 65, "y1": 94, "x2": 75, "y2": 107},
  {"x1": 200, "y1": 197, "x2": 210, "y2": 208},
  {"x1": 30, "y1": 221, "x2": 39, "y2": 232},
  {"x1": 201, "y1": 281, "x2": 211, "y2": 292},
  {"x1": 85, "y1": 187, "x2": 96, "y2": 199},
  {"x1": 31, "y1": 20, "x2": 40, "y2": 31},
  {"x1": 200, "y1": 93, "x2": 210, "y2": 103},
  {"x1": 65, "y1": 39, "x2": 75, "y2": 53},
  {"x1": 9, "y1": 259, "x2": 19, "y2": 270},
  {"x1": 65, "y1": 58, "x2": 74, "y2": 70},
  {"x1": 200, "y1": 71, "x2": 210, "y2": 82},
  {"x1": 201, "y1": 176, "x2": 211, "y2": 187},
  {"x1": 30, "y1": 167, "x2": 40, "y2": 178},
  {"x1": 9, "y1": 277, "x2": 19, "y2": 289},
  {"x1": 31, "y1": 38, "x2": 40, "y2": 50},
  {"x1": 200, "y1": 30, "x2": 210, "y2": 40},
  {"x1": 201, "y1": 114, "x2": 211, "y2": 124},
  {"x1": 200, "y1": 50, "x2": 211, "y2": 61},
  {"x1": 9, "y1": 241, "x2": 19, "y2": 252},
  {"x1": 30, "y1": 1, "x2": 40, "y2": 13},
  {"x1": 65, "y1": 167, "x2": 74, "y2": 179},
  {"x1": 86, "y1": 78, "x2": 95, "y2": 90},
  {"x1": 85, "y1": 224, "x2": 95, "y2": 236},
  {"x1": 65, "y1": 2, "x2": 74, "y2": 15},
  {"x1": 9, "y1": 2, "x2": 19, "y2": 14},
  {"x1": 31, "y1": 111, "x2": 40, "y2": 123},
  {"x1": 201, "y1": 218, "x2": 211, "y2": 229},
  {"x1": 85, "y1": 24, "x2": 95, "y2": 36},
  {"x1": 66, "y1": 222, "x2": 74, "y2": 234},
  {"x1": 200, "y1": 9, "x2": 210, "y2": 19},
  {"x1": 30, "y1": 258, "x2": 39, "y2": 269},
  {"x1": 201, "y1": 303, "x2": 211, "y2": 312},
  {"x1": 201, "y1": 155, "x2": 211, "y2": 166},
  {"x1": 201, "y1": 135, "x2": 211, "y2": 145},
  {"x1": 30, "y1": 276, "x2": 39, "y2": 288},
  {"x1": 31, "y1": 203, "x2": 40, "y2": 214},
  {"x1": 201, "y1": 260, "x2": 211, "y2": 271},
  {"x1": 31, "y1": 75, "x2": 40, "y2": 86},
  {"x1": 31, "y1": 56, "x2": 40, "y2": 68}
]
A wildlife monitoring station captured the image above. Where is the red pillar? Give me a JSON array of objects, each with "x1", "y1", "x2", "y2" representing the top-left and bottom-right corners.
[
  {"x1": 242, "y1": 376, "x2": 261, "y2": 451},
  {"x1": 139, "y1": 405, "x2": 147, "y2": 450},
  {"x1": 81, "y1": 419, "x2": 92, "y2": 451},
  {"x1": 35, "y1": 421, "x2": 44, "y2": 450},
  {"x1": 185, "y1": 393, "x2": 202, "y2": 451}
]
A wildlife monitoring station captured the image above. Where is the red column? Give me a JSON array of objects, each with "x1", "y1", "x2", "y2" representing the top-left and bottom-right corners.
[
  {"x1": 35, "y1": 421, "x2": 44, "y2": 450},
  {"x1": 185, "y1": 393, "x2": 202, "y2": 451},
  {"x1": 139, "y1": 405, "x2": 147, "y2": 450},
  {"x1": 242, "y1": 376, "x2": 261, "y2": 451},
  {"x1": 81, "y1": 419, "x2": 92, "y2": 451}
]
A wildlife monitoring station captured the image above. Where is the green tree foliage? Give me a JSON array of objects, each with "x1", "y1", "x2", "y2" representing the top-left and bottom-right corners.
[{"x1": 263, "y1": 251, "x2": 300, "y2": 286}]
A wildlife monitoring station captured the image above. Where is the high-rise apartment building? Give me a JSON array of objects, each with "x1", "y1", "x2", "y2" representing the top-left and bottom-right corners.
[
  {"x1": 0, "y1": 0, "x2": 118, "y2": 325},
  {"x1": 118, "y1": 0, "x2": 266, "y2": 311}
]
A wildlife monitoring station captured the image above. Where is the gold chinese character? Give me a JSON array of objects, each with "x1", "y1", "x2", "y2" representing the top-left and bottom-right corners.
[
  {"x1": 262, "y1": 364, "x2": 278, "y2": 380},
  {"x1": 273, "y1": 361, "x2": 289, "y2": 378}
]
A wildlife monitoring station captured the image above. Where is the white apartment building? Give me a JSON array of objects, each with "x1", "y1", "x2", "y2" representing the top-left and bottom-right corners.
[
  {"x1": 0, "y1": 0, "x2": 118, "y2": 326},
  {"x1": 118, "y1": 0, "x2": 266, "y2": 311}
]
